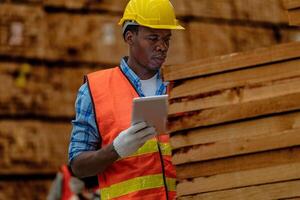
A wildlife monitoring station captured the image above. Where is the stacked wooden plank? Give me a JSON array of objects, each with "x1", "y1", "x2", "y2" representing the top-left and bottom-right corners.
[
  {"x1": 0, "y1": 61, "x2": 99, "y2": 175},
  {"x1": 0, "y1": 3, "x2": 188, "y2": 66},
  {"x1": 0, "y1": 180, "x2": 52, "y2": 200},
  {"x1": 0, "y1": 61, "x2": 100, "y2": 199},
  {"x1": 284, "y1": 0, "x2": 300, "y2": 26},
  {"x1": 163, "y1": 41, "x2": 300, "y2": 199},
  {"x1": 188, "y1": 0, "x2": 288, "y2": 23},
  {"x1": 184, "y1": 0, "x2": 298, "y2": 61},
  {"x1": 0, "y1": 4, "x2": 45, "y2": 59},
  {"x1": 43, "y1": 0, "x2": 127, "y2": 12},
  {"x1": 1, "y1": 1, "x2": 298, "y2": 64}
]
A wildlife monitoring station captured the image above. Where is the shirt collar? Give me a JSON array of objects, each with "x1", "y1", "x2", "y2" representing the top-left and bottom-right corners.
[{"x1": 120, "y1": 57, "x2": 168, "y2": 96}]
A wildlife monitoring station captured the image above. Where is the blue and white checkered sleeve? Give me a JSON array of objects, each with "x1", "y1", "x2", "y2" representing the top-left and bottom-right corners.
[{"x1": 68, "y1": 83, "x2": 100, "y2": 164}]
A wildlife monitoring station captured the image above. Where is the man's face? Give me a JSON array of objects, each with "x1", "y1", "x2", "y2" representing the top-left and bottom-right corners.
[{"x1": 129, "y1": 26, "x2": 172, "y2": 72}]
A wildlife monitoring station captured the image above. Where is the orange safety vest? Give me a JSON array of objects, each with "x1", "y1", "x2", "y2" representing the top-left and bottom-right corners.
[
  {"x1": 61, "y1": 165, "x2": 73, "y2": 200},
  {"x1": 87, "y1": 67, "x2": 176, "y2": 200}
]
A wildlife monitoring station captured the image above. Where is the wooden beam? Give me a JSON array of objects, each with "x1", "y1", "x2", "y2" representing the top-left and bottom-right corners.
[
  {"x1": 44, "y1": 13, "x2": 127, "y2": 65},
  {"x1": 0, "y1": 4, "x2": 45, "y2": 59},
  {"x1": 171, "y1": 111, "x2": 300, "y2": 150},
  {"x1": 45, "y1": 13, "x2": 187, "y2": 65},
  {"x1": 172, "y1": 127, "x2": 300, "y2": 165},
  {"x1": 168, "y1": 92, "x2": 300, "y2": 133},
  {"x1": 0, "y1": 62, "x2": 97, "y2": 117},
  {"x1": 169, "y1": 76, "x2": 300, "y2": 115},
  {"x1": 178, "y1": 179, "x2": 300, "y2": 200},
  {"x1": 284, "y1": 0, "x2": 300, "y2": 9},
  {"x1": 176, "y1": 162, "x2": 300, "y2": 196},
  {"x1": 189, "y1": 0, "x2": 287, "y2": 24},
  {"x1": 287, "y1": 9, "x2": 300, "y2": 26},
  {"x1": 0, "y1": 120, "x2": 70, "y2": 175},
  {"x1": 0, "y1": 179, "x2": 52, "y2": 200},
  {"x1": 184, "y1": 21, "x2": 277, "y2": 61},
  {"x1": 43, "y1": 0, "x2": 126, "y2": 12},
  {"x1": 162, "y1": 42, "x2": 300, "y2": 81},
  {"x1": 176, "y1": 146, "x2": 300, "y2": 179},
  {"x1": 169, "y1": 58, "x2": 300, "y2": 100}
]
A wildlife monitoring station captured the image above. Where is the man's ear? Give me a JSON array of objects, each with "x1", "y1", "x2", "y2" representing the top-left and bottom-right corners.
[{"x1": 124, "y1": 31, "x2": 135, "y2": 45}]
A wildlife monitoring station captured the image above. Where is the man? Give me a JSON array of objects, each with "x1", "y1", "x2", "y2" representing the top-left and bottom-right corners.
[{"x1": 68, "y1": 0, "x2": 184, "y2": 199}]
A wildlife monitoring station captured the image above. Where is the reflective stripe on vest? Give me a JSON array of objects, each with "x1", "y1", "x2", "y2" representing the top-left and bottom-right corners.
[
  {"x1": 100, "y1": 174, "x2": 176, "y2": 200},
  {"x1": 121, "y1": 139, "x2": 171, "y2": 159}
]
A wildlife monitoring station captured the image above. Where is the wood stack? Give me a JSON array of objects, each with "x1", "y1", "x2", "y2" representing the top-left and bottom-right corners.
[
  {"x1": 0, "y1": 62, "x2": 99, "y2": 199},
  {"x1": 163, "y1": 41, "x2": 300, "y2": 199},
  {"x1": 0, "y1": 2, "x2": 188, "y2": 66},
  {"x1": 0, "y1": 0, "x2": 299, "y2": 199},
  {"x1": 284, "y1": 0, "x2": 300, "y2": 26}
]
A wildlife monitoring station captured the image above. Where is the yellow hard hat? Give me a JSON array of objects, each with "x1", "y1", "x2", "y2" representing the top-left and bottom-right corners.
[{"x1": 119, "y1": 0, "x2": 184, "y2": 30}]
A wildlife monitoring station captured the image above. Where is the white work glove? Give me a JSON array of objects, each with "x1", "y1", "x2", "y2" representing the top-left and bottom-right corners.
[{"x1": 113, "y1": 121, "x2": 156, "y2": 158}]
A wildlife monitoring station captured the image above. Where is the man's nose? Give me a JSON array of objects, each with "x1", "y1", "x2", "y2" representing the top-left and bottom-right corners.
[{"x1": 156, "y1": 39, "x2": 168, "y2": 52}]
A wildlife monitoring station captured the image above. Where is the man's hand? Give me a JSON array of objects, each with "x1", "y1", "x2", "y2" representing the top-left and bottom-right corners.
[
  {"x1": 113, "y1": 122, "x2": 156, "y2": 158},
  {"x1": 71, "y1": 122, "x2": 156, "y2": 178}
]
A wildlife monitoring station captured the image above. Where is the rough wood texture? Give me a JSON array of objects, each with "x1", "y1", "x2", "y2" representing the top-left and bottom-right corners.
[
  {"x1": 171, "y1": 0, "x2": 190, "y2": 17},
  {"x1": 172, "y1": 112, "x2": 300, "y2": 165},
  {"x1": 164, "y1": 25, "x2": 189, "y2": 65},
  {"x1": 284, "y1": 0, "x2": 300, "y2": 9},
  {"x1": 178, "y1": 180, "x2": 300, "y2": 200},
  {"x1": 43, "y1": 0, "x2": 188, "y2": 16},
  {"x1": 176, "y1": 162, "x2": 300, "y2": 196},
  {"x1": 0, "y1": 179, "x2": 52, "y2": 200},
  {"x1": 167, "y1": 57, "x2": 300, "y2": 132},
  {"x1": 30, "y1": 0, "x2": 289, "y2": 23},
  {"x1": 169, "y1": 76, "x2": 300, "y2": 115},
  {"x1": 232, "y1": 0, "x2": 288, "y2": 23},
  {"x1": 0, "y1": 4, "x2": 187, "y2": 65},
  {"x1": 186, "y1": 22, "x2": 235, "y2": 60},
  {"x1": 186, "y1": 22, "x2": 276, "y2": 62},
  {"x1": 279, "y1": 28, "x2": 300, "y2": 44},
  {"x1": 287, "y1": 9, "x2": 300, "y2": 26},
  {"x1": 168, "y1": 92, "x2": 300, "y2": 133},
  {"x1": 45, "y1": 13, "x2": 187, "y2": 65},
  {"x1": 44, "y1": 0, "x2": 127, "y2": 12},
  {"x1": 189, "y1": 0, "x2": 288, "y2": 23},
  {"x1": 0, "y1": 0, "x2": 42, "y2": 3},
  {"x1": 283, "y1": 0, "x2": 300, "y2": 26},
  {"x1": 0, "y1": 62, "x2": 98, "y2": 117},
  {"x1": 169, "y1": 59, "x2": 300, "y2": 99},
  {"x1": 171, "y1": 111, "x2": 300, "y2": 150},
  {"x1": 0, "y1": 4, "x2": 45, "y2": 59},
  {"x1": 0, "y1": 120, "x2": 70, "y2": 175},
  {"x1": 45, "y1": 13, "x2": 127, "y2": 65},
  {"x1": 176, "y1": 146, "x2": 300, "y2": 179},
  {"x1": 162, "y1": 41, "x2": 300, "y2": 82}
]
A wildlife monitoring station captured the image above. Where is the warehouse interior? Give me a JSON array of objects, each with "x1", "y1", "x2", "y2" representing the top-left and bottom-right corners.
[{"x1": 1, "y1": 0, "x2": 300, "y2": 199}]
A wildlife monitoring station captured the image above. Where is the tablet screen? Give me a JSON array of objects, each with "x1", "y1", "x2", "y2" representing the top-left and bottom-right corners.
[{"x1": 131, "y1": 95, "x2": 168, "y2": 134}]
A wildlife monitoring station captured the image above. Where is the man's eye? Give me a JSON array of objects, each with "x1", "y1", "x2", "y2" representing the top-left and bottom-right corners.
[
  {"x1": 148, "y1": 37, "x2": 158, "y2": 41},
  {"x1": 164, "y1": 38, "x2": 170, "y2": 43}
]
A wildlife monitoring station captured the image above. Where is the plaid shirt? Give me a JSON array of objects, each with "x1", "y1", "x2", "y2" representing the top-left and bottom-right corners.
[{"x1": 68, "y1": 57, "x2": 168, "y2": 163}]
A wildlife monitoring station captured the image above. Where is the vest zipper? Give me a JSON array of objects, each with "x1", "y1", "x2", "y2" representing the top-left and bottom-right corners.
[
  {"x1": 120, "y1": 66, "x2": 170, "y2": 198},
  {"x1": 157, "y1": 141, "x2": 169, "y2": 200}
]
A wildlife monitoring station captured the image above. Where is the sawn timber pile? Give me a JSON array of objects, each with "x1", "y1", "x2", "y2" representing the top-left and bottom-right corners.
[
  {"x1": 163, "y1": 41, "x2": 300, "y2": 199},
  {"x1": 284, "y1": 0, "x2": 300, "y2": 26}
]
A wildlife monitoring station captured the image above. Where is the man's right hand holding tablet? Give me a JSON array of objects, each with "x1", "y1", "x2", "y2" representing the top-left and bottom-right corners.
[{"x1": 113, "y1": 121, "x2": 156, "y2": 158}]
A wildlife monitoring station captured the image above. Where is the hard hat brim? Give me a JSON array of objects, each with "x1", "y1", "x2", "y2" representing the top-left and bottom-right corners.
[{"x1": 118, "y1": 20, "x2": 185, "y2": 30}]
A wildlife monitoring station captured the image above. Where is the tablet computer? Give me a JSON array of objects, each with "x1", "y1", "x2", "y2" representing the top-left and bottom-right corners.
[{"x1": 131, "y1": 95, "x2": 168, "y2": 134}]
